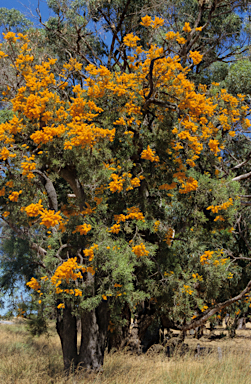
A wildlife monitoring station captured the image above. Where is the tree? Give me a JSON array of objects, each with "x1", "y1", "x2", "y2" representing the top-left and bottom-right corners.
[
  {"x1": 1, "y1": 11, "x2": 251, "y2": 375},
  {"x1": 0, "y1": 8, "x2": 32, "y2": 33}
]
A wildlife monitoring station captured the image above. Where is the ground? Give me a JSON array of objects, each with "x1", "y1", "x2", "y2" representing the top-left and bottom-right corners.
[{"x1": 0, "y1": 318, "x2": 251, "y2": 383}]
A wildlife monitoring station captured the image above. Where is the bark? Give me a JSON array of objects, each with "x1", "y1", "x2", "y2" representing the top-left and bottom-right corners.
[
  {"x1": 60, "y1": 166, "x2": 86, "y2": 209},
  {"x1": 56, "y1": 303, "x2": 78, "y2": 373},
  {"x1": 56, "y1": 301, "x2": 109, "y2": 374},
  {"x1": 125, "y1": 303, "x2": 159, "y2": 353},
  {"x1": 78, "y1": 301, "x2": 109, "y2": 371},
  {"x1": 232, "y1": 170, "x2": 251, "y2": 182},
  {"x1": 33, "y1": 170, "x2": 58, "y2": 211}
]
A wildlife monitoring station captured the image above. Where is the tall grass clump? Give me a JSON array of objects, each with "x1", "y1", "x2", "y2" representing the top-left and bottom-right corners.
[{"x1": 0, "y1": 322, "x2": 251, "y2": 384}]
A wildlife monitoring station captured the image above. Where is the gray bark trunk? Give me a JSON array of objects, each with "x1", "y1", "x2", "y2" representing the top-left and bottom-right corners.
[
  {"x1": 78, "y1": 301, "x2": 109, "y2": 371},
  {"x1": 56, "y1": 301, "x2": 109, "y2": 374},
  {"x1": 56, "y1": 304, "x2": 78, "y2": 373}
]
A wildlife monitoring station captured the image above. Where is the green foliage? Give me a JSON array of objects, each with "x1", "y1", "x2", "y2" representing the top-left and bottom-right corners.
[
  {"x1": 0, "y1": 0, "x2": 251, "y2": 370},
  {"x1": 0, "y1": 8, "x2": 32, "y2": 32},
  {"x1": 226, "y1": 59, "x2": 251, "y2": 95}
]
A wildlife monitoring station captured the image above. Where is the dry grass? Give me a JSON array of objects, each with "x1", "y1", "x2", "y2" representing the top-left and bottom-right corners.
[{"x1": 0, "y1": 320, "x2": 251, "y2": 383}]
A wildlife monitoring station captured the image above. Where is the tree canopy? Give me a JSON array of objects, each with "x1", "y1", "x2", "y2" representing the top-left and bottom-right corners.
[{"x1": 0, "y1": 0, "x2": 251, "y2": 374}]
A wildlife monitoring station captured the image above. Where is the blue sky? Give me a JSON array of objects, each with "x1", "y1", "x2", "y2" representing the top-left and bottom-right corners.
[{"x1": 1, "y1": 0, "x2": 52, "y2": 25}]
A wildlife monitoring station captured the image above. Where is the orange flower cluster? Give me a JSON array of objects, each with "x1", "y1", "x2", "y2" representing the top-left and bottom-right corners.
[
  {"x1": 179, "y1": 177, "x2": 198, "y2": 194},
  {"x1": 208, "y1": 139, "x2": 220, "y2": 155},
  {"x1": 192, "y1": 273, "x2": 203, "y2": 281},
  {"x1": 200, "y1": 250, "x2": 214, "y2": 265},
  {"x1": 164, "y1": 228, "x2": 175, "y2": 246},
  {"x1": 25, "y1": 200, "x2": 43, "y2": 217},
  {"x1": 189, "y1": 51, "x2": 203, "y2": 65},
  {"x1": 207, "y1": 198, "x2": 233, "y2": 214},
  {"x1": 29, "y1": 258, "x2": 94, "y2": 299},
  {"x1": 114, "y1": 207, "x2": 145, "y2": 224},
  {"x1": 123, "y1": 33, "x2": 141, "y2": 48},
  {"x1": 9, "y1": 190, "x2": 22, "y2": 202},
  {"x1": 214, "y1": 215, "x2": 225, "y2": 222},
  {"x1": 26, "y1": 277, "x2": 41, "y2": 291},
  {"x1": 21, "y1": 155, "x2": 36, "y2": 179},
  {"x1": 159, "y1": 182, "x2": 177, "y2": 191},
  {"x1": 140, "y1": 15, "x2": 164, "y2": 29},
  {"x1": 183, "y1": 22, "x2": 192, "y2": 33},
  {"x1": 109, "y1": 173, "x2": 125, "y2": 193},
  {"x1": 0, "y1": 147, "x2": 16, "y2": 161},
  {"x1": 51, "y1": 257, "x2": 84, "y2": 287},
  {"x1": 39, "y1": 209, "x2": 62, "y2": 228},
  {"x1": 182, "y1": 284, "x2": 193, "y2": 295},
  {"x1": 109, "y1": 224, "x2": 121, "y2": 234},
  {"x1": 83, "y1": 244, "x2": 98, "y2": 261},
  {"x1": 141, "y1": 146, "x2": 159, "y2": 162},
  {"x1": 73, "y1": 223, "x2": 92, "y2": 235},
  {"x1": 132, "y1": 243, "x2": 149, "y2": 257},
  {"x1": 154, "y1": 220, "x2": 160, "y2": 232}
]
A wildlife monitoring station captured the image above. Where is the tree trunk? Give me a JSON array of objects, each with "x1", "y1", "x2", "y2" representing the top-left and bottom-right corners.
[
  {"x1": 56, "y1": 303, "x2": 78, "y2": 373},
  {"x1": 78, "y1": 301, "x2": 109, "y2": 371},
  {"x1": 56, "y1": 301, "x2": 109, "y2": 374}
]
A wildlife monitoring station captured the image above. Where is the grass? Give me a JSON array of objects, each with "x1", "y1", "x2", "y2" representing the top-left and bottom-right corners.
[{"x1": 0, "y1": 320, "x2": 251, "y2": 383}]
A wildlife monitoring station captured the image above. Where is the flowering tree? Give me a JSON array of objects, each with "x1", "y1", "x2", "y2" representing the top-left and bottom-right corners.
[{"x1": 0, "y1": 14, "x2": 251, "y2": 372}]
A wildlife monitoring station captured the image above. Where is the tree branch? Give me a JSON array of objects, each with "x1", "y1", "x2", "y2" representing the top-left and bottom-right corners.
[
  {"x1": 179, "y1": 279, "x2": 251, "y2": 332},
  {"x1": 33, "y1": 170, "x2": 58, "y2": 212},
  {"x1": 232, "y1": 171, "x2": 251, "y2": 182},
  {"x1": 60, "y1": 166, "x2": 86, "y2": 209}
]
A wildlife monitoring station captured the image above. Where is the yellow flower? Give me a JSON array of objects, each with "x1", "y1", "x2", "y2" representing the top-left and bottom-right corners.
[
  {"x1": 183, "y1": 22, "x2": 191, "y2": 33},
  {"x1": 83, "y1": 244, "x2": 98, "y2": 261},
  {"x1": 57, "y1": 303, "x2": 65, "y2": 309},
  {"x1": 3, "y1": 31, "x2": 17, "y2": 42},
  {"x1": 189, "y1": 51, "x2": 203, "y2": 65},
  {"x1": 176, "y1": 36, "x2": 186, "y2": 45},
  {"x1": 27, "y1": 277, "x2": 41, "y2": 291},
  {"x1": 154, "y1": 220, "x2": 160, "y2": 232},
  {"x1": 165, "y1": 31, "x2": 179, "y2": 40},
  {"x1": 21, "y1": 155, "x2": 36, "y2": 179},
  {"x1": 208, "y1": 139, "x2": 220, "y2": 155},
  {"x1": 141, "y1": 146, "x2": 159, "y2": 162},
  {"x1": 25, "y1": 200, "x2": 43, "y2": 217},
  {"x1": 200, "y1": 250, "x2": 214, "y2": 265},
  {"x1": 73, "y1": 223, "x2": 92, "y2": 235},
  {"x1": 132, "y1": 243, "x2": 149, "y2": 257},
  {"x1": 39, "y1": 209, "x2": 62, "y2": 228},
  {"x1": 9, "y1": 190, "x2": 22, "y2": 202},
  {"x1": 151, "y1": 17, "x2": 164, "y2": 29},
  {"x1": 74, "y1": 289, "x2": 82, "y2": 297},
  {"x1": 140, "y1": 15, "x2": 153, "y2": 27},
  {"x1": 123, "y1": 33, "x2": 141, "y2": 48},
  {"x1": 51, "y1": 257, "x2": 84, "y2": 287},
  {"x1": 109, "y1": 224, "x2": 121, "y2": 234}
]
